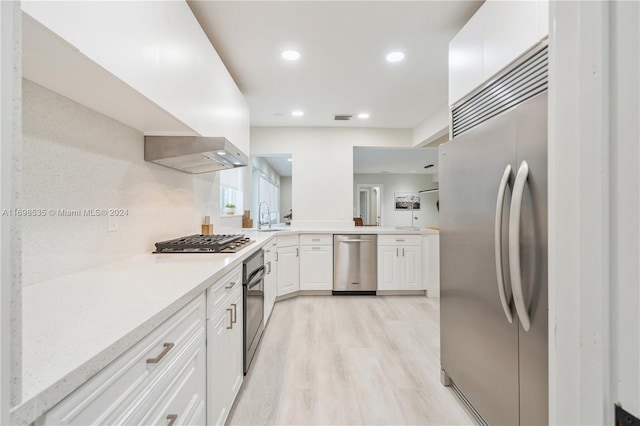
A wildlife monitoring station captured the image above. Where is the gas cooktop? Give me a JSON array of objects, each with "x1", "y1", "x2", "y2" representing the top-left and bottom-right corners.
[{"x1": 154, "y1": 234, "x2": 254, "y2": 253}]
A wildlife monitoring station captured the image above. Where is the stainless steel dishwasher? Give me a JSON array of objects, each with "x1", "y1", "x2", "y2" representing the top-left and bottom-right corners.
[{"x1": 333, "y1": 234, "x2": 377, "y2": 295}]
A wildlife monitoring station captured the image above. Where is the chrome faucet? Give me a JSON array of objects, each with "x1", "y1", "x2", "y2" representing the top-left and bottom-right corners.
[{"x1": 257, "y1": 201, "x2": 271, "y2": 230}]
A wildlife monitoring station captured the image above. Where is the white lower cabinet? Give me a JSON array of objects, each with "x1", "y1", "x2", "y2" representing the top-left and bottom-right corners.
[
  {"x1": 36, "y1": 295, "x2": 207, "y2": 426},
  {"x1": 277, "y1": 235, "x2": 299, "y2": 296},
  {"x1": 207, "y1": 266, "x2": 243, "y2": 426},
  {"x1": 377, "y1": 235, "x2": 423, "y2": 291},
  {"x1": 299, "y1": 234, "x2": 333, "y2": 291},
  {"x1": 264, "y1": 240, "x2": 278, "y2": 323}
]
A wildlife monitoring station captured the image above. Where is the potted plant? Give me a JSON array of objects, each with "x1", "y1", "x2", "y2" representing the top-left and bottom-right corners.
[{"x1": 224, "y1": 203, "x2": 236, "y2": 215}]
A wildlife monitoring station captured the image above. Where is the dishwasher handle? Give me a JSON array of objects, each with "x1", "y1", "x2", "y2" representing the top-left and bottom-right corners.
[{"x1": 339, "y1": 239, "x2": 372, "y2": 243}]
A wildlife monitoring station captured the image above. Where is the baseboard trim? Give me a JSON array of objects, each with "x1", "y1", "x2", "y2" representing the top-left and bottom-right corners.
[{"x1": 376, "y1": 290, "x2": 427, "y2": 296}]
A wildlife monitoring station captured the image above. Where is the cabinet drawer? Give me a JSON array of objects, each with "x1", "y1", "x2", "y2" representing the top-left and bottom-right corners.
[
  {"x1": 207, "y1": 265, "x2": 242, "y2": 318},
  {"x1": 277, "y1": 234, "x2": 299, "y2": 248},
  {"x1": 299, "y1": 234, "x2": 332, "y2": 246},
  {"x1": 39, "y1": 294, "x2": 206, "y2": 426},
  {"x1": 131, "y1": 330, "x2": 206, "y2": 426},
  {"x1": 378, "y1": 235, "x2": 422, "y2": 246}
]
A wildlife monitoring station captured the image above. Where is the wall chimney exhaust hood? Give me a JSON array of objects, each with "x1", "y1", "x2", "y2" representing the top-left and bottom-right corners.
[{"x1": 144, "y1": 136, "x2": 248, "y2": 174}]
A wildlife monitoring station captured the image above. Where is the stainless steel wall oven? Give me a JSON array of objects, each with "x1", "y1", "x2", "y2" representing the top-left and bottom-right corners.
[{"x1": 243, "y1": 249, "x2": 265, "y2": 374}]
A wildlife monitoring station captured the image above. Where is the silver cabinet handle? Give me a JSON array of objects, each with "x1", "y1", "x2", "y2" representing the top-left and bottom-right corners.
[
  {"x1": 226, "y1": 308, "x2": 233, "y2": 329},
  {"x1": 267, "y1": 261, "x2": 272, "y2": 274},
  {"x1": 231, "y1": 303, "x2": 237, "y2": 323},
  {"x1": 402, "y1": 248, "x2": 405, "y2": 257},
  {"x1": 166, "y1": 414, "x2": 177, "y2": 426},
  {"x1": 396, "y1": 239, "x2": 405, "y2": 242},
  {"x1": 276, "y1": 252, "x2": 279, "y2": 261},
  {"x1": 509, "y1": 161, "x2": 531, "y2": 331},
  {"x1": 312, "y1": 247, "x2": 321, "y2": 250},
  {"x1": 396, "y1": 248, "x2": 399, "y2": 257},
  {"x1": 147, "y1": 342, "x2": 174, "y2": 364},
  {"x1": 225, "y1": 281, "x2": 237, "y2": 290},
  {"x1": 495, "y1": 164, "x2": 513, "y2": 323},
  {"x1": 312, "y1": 238, "x2": 321, "y2": 241},
  {"x1": 296, "y1": 248, "x2": 299, "y2": 257}
]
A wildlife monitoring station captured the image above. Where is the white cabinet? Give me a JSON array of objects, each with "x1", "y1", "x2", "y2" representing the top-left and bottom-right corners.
[
  {"x1": 377, "y1": 235, "x2": 422, "y2": 291},
  {"x1": 449, "y1": 0, "x2": 549, "y2": 105},
  {"x1": 264, "y1": 239, "x2": 278, "y2": 324},
  {"x1": 299, "y1": 234, "x2": 333, "y2": 291},
  {"x1": 37, "y1": 295, "x2": 207, "y2": 426},
  {"x1": 21, "y1": 1, "x2": 249, "y2": 150},
  {"x1": 277, "y1": 235, "x2": 299, "y2": 297},
  {"x1": 423, "y1": 234, "x2": 440, "y2": 297},
  {"x1": 207, "y1": 266, "x2": 243, "y2": 426}
]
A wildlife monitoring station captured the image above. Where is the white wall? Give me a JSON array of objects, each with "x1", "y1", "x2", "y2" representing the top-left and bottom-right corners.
[
  {"x1": 251, "y1": 127, "x2": 412, "y2": 228},
  {"x1": 1, "y1": 0, "x2": 21, "y2": 414},
  {"x1": 354, "y1": 174, "x2": 439, "y2": 228},
  {"x1": 280, "y1": 176, "x2": 292, "y2": 222},
  {"x1": 21, "y1": 80, "x2": 229, "y2": 286},
  {"x1": 609, "y1": 0, "x2": 640, "y2": 416},
  {"x1": 549, "y1": 1, "x2": 640, "y2": 422},
  {"x1": 412, "y1": 104, "x2": 449, "y2": 147}
]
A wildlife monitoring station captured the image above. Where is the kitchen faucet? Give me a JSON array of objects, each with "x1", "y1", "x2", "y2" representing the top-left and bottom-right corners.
[{"x1": 257, "y1": 201, "x2": 271, "y2": 230}]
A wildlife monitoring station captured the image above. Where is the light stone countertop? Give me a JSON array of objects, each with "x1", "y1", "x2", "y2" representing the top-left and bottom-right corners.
[{"x1": 12, "y1": 226, "x2": 438, "y2": 424}]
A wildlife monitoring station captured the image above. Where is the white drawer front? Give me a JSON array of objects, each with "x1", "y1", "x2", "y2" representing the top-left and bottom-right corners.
[
  {"x1": 277, "y1": 234, "x2": 299, "y2": 248},
  {"x1": 378, "y1": 235, "x2": 422, "y2": 246},
  {"x1": 132, "y1": 330, "x2": 206, "y2": 426},
  {"x1": 207, "y1": 265, "x2": 242, "y2": 318},
  {"x1": 299, "y1": 234, "x2": 332, "y2": 246},
  {"x1": 40, "y1": 294, "x2": 206, "y2": 426}
]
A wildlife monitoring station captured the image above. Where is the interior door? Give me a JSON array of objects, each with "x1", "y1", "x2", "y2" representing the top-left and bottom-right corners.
[{"x1": 440, "y1": 108, "x2": 519, "y2": 426}]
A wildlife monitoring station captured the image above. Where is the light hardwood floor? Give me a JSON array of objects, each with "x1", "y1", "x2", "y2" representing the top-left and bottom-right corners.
[{"x1": 228, "y1": 296, "x2": 476, "y2": 426}]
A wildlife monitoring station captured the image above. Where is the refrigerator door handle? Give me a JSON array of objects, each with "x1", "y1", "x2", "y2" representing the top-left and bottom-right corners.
[
  {"x1": 495, "y1": 164, "x2": 513, "y2": 323},
  {"x1": 509, "y1": 160, "x2": 531, "y2": 331}
]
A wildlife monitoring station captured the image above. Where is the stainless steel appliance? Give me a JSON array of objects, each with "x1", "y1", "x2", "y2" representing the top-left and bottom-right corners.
[
  {"x1": 333, "y1": 234, "x2": 377, "y2": 295},
  {"x1": 440, "y1": 42, "x2": 548, "y2": 425},
  {"x1": 153, "y1": 234, "x2": 254, "y2": 253},
  {"x1": 243, "y1": 249, "x2": 265, "y2": 374},
  {"x1": 144, "y1": 136, "x2": 248, "y2": 174}
]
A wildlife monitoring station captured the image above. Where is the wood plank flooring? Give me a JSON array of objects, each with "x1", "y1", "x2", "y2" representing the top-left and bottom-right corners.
[{"x1": 228, "y1": 296, "x2": 475, "y2": 425}]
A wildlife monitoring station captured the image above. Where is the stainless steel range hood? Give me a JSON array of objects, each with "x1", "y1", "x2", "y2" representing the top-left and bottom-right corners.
[{"x1": 144, "y1": 136, "x2": 248, "y2": 174}]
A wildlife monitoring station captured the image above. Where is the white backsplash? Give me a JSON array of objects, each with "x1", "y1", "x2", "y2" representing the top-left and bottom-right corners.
[{"x1": 21, "y1": 79, "x2": 224, "y2": 286}]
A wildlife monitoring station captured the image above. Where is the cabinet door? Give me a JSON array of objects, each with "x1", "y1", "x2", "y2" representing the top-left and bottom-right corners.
[
  {"x1": 207, "y1": 308, "x2": 231, "y2": 426},
  {"x1": 299, "y1": 246, "x2": 333, "y2": 290},
  {"x1": 448, "y1": 5, "x2": 485, "y2": 105},
  {"x1": 377, "y1": 246, "x2": 400, "y2": 290},
  {"x1": 229, "y1": 287, "x2": 243, "y2": 402},
  {"x1": 400, "y1": 246, "x2": 422, "y2": 290},
  {"x1": 277, "y1": 246, "x2": 299, "y2": 296}
]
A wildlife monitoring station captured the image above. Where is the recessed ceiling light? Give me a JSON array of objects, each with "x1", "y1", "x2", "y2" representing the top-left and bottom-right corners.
[
  {"x1": 292, "y1": 110, "x2": 304, "y2": 117},
  {"x1": 410, "y1": 170, "x2": 416, "y2": 173},
  {"x1": 358, "y1": 113, "x2": 370, "y2": 119},
  {"x1": 287, "y1": 158, "x2": 293, "y2": 162},
  {"x1": 282, "y1": 50, "x2": 301, "y2": 61},
  {"x1": 216, "y1": 151, "x2": 226, "y2": 156},
  {"x1": 386, "y1": 51, "x2": 405, "y2": 63}
]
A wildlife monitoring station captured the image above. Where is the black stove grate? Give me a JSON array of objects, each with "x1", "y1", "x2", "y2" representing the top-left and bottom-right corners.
[{"x1": 154, "y1": 234, "x2": 253, "y2": 253}]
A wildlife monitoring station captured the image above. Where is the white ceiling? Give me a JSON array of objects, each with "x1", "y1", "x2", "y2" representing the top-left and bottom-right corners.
[
  {"x1": 188, "y1": 1, "x2": 483, "y2": 128},
  {"x1": 353, "y1": 147, "x2": 439, "y2": 175}
]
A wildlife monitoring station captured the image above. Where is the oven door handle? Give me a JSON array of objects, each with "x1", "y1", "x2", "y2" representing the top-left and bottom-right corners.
[{"x1": 246, "y1": 266, "x2": 266, "y2": 289}]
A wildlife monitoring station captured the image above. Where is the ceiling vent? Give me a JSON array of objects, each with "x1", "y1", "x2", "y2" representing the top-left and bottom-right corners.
[{"x1": 334, "y1": 114, "x2": 353, "y2": 121}]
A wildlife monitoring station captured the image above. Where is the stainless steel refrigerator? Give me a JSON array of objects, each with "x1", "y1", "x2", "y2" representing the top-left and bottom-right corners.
[{"x1": 439, "y1": 43, "x2": 548, "y2": 425}]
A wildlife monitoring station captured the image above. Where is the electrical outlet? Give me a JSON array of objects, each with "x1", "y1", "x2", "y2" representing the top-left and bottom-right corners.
[{"x1": 108, "y1": 214, "x2": 118, "y2": 232}]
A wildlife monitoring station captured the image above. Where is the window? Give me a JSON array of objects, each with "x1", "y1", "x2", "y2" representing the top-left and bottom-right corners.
[
  {"x1": 258, "y1": 175, "x2": 279, "y2": 223},
  {"x1": 220, "y1": 168, "x2": 243, "y2": 215}
]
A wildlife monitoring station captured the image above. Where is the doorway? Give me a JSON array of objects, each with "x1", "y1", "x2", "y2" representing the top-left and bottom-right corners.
[{"x1": 356, "y1": 184, "x2": 383, "y2": 226}]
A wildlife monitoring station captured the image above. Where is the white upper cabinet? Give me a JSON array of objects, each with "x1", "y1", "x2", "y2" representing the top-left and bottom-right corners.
[
  {"x1": 449, "y1": 0, "x2": 549, "y2": 106},
  {"x1": 21, "y1": 1, "x2": 249, "y2": 153}
]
